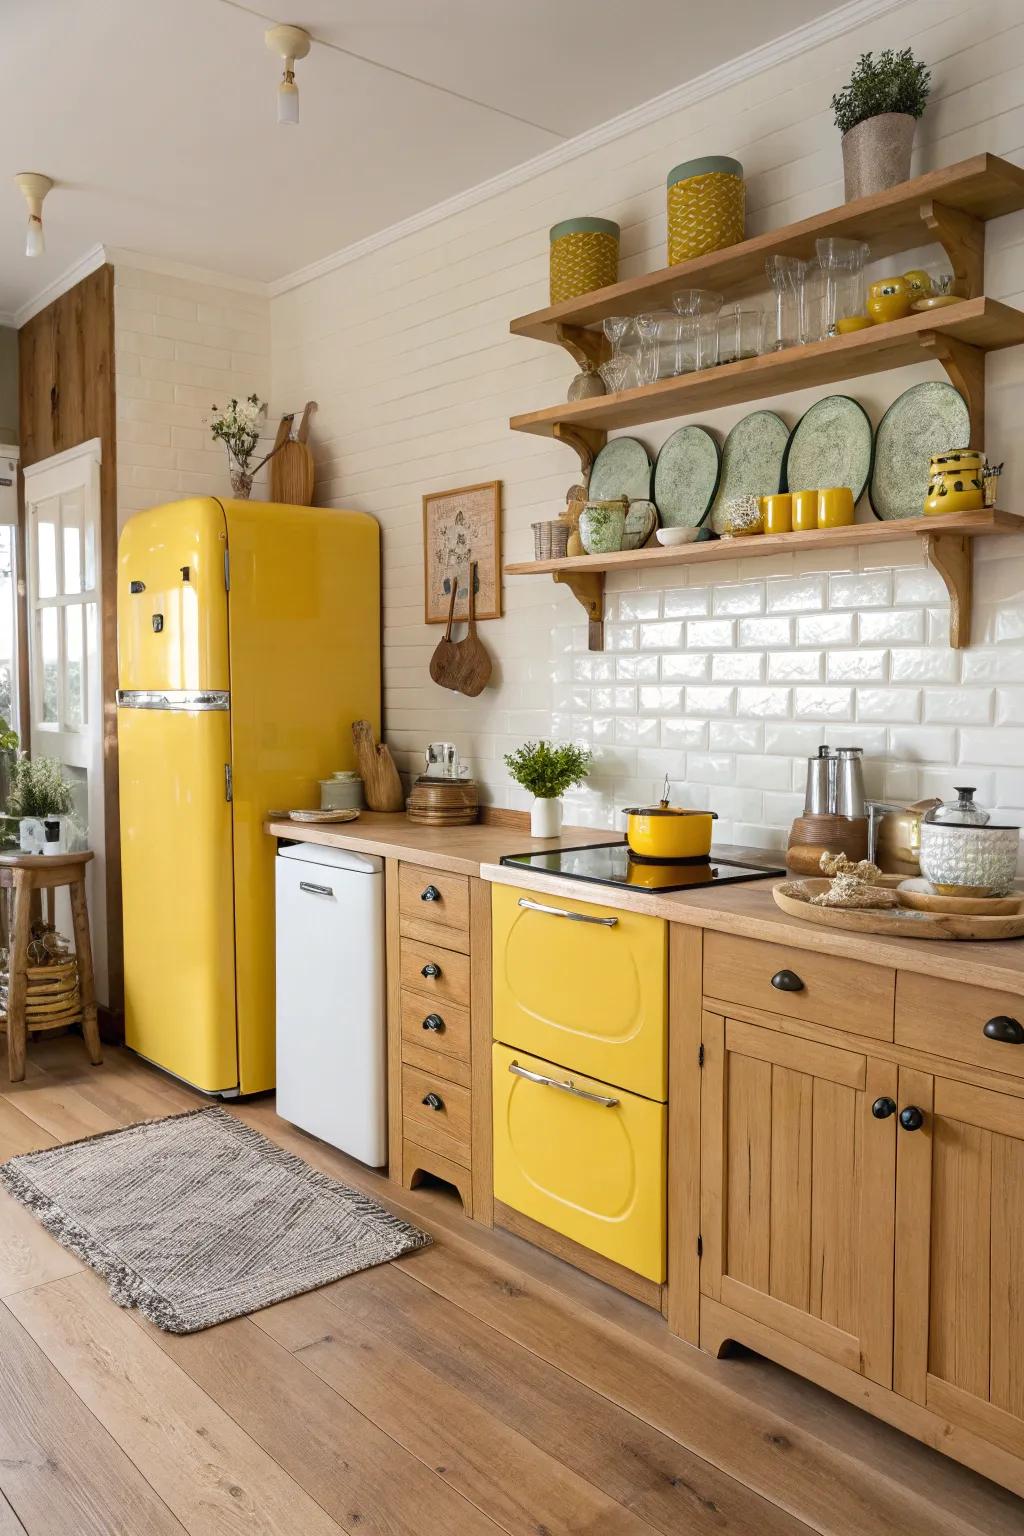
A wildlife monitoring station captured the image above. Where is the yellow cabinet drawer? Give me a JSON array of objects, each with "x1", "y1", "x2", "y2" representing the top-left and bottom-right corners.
[
  {"x1": 491, "y1": 883, "x2": 667, "y2": 1098},
  {"x1": 492, "y1": 1042, "x2": 666, "y2": 1283}
]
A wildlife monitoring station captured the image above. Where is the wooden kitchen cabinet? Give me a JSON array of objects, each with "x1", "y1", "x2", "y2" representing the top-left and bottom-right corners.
[{"x1": 700, "y1": 1012, "x2": 897, "y2": 1386}]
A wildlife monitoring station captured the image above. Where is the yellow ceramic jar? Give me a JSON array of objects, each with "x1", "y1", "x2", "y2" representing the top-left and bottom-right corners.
[
  {"x1": 867, "y1": 275, "x2": 914, "y2": 324},
  {"x1": 924, "y1": 466, "x2": 984, "y2": 516},
  {"x1": 761, "y1": 493, "x2": 793, "y2": 534},
  {"x1": 818, "y1": 486, "x2": 855, "y2": 527},
  {"x1": 903, "y1": 268, "x2": 933, "y2": 300},
  {"x1": 666, "y1": 157, "x2": 744, "y2": 264},
  {"x1": 790, "y1": 488, "x2": 819, "y2": 532},
  {"x1": 549, "y1": 218, "x2": 620, "y2": 304},
  {"x1": 929, "y1": 448, "x2": 984, "y2": 476}
]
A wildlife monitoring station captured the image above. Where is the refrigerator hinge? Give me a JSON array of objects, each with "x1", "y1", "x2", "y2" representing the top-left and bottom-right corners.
[
  {"x1": 224, "y1": 763, "x2": 233, "y2": 802},
  {"x1": 698, "y1": 1042, "x2": 705, "y2": 1067},
  {"x1": 223, "y1": 550, "x2": 230, "y2": 590}
]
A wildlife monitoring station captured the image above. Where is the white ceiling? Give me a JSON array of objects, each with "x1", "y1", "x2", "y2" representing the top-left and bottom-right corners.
[{"x1": 2, "y1": 0, "x2": 838, "y2": 320}]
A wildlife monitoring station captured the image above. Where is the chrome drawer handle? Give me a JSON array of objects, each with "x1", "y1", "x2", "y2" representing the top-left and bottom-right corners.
[
  {"x1": 517, "y1": 897, "x2": 617, "y2": 927},
  {"x1": 508, "y1": 1060, "x2": 619, "y2": 1107},
  {"x1": 421, "y1": 885, "x2": 441, "y2": 902},
  {"x1": 422, "y1": 1013, "x2": 445, "y2": 1033},
  {"x1": 421, "y1": 962, "x2": 441, "y2": 979},
  {"x1": 421, "y1": 1092, "x2": 444, "y2": 1111},
  {"x1": 299, "y1": 881, "x2": 334, "y2": 897}
]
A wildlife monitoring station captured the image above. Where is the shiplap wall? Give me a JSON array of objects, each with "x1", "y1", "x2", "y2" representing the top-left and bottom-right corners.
[{"x1": 115, "y1": 0, "x2": 1023, "y2": 846}]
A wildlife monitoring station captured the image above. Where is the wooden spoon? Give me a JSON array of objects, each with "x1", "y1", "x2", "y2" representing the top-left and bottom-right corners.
[
  {"x1": 447, "y1": 560, "x2": 492, "y2": 697},
  {"x1": 429, "y1": 577, "x2": 460, "y2": 687}
]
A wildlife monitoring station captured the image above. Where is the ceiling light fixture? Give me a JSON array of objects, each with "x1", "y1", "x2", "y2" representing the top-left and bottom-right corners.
[
  {"x1": 15, "y1": 172, "x2": 54, "y2": 257},
  {"x1": 265, "y1": 24, "x2": 311, "y2": 125}
]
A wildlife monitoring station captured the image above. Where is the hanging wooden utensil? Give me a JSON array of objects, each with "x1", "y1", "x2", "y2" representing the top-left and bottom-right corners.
[
  {"x1": 270, "y1": 400, "x2": 317, "y2": 506},
  {"x1": 428, "y1": 578, "x2": 460, "y2": 688},
  {"x1": 351, "y1": 720, "x2": 405, "y2": 811},
  {"x1": 446, "y1": 561, "x2": 492, "y2": 698}
]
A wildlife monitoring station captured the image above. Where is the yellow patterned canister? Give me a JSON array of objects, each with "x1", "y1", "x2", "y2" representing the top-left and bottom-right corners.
[
  {"x1": 549, "y1": 217, "x2": 620, "y2": 304},
  {"x1": 667, "y1": 157, "x2": 744, "y2": 265}
]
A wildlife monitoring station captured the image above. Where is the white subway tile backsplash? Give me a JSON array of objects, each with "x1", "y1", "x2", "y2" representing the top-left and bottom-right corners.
[
  {"x1": 924, "y1": 689, "x2": 994, "y2": 724},
  {"x1": 686, "y1": 619, "x2": 736, "y2": 649},
  {"x1": 888, "y1": 726, "x2": 957, "y2": 762},
  {"x1": 962, "y1": 649, "x2": 1024, "y2": 683},
  {"x1": 616, "y1": 655, "x2": 659, "y2": 680},
  {"x1": 712, "y1": 582, "x2": 765, "y2": 616},
  {"x1": 738, "y1": 616, "x2": 793, "y2": 648},
  {"x1": 827, "y1": 650, "x2": 888, "y2": 682},
  {"x1": 893, "y1": 566, "x2": 948, "y2": 605},
  {"x1": 766, "y1": 575, "x2": 827, "y2": 614},
  {"x1": 829, "y1": 571, "x2": 893, "y2": 609},
  {"x1": 606, "y1": 624, "x2": 639, "y2": 652},
  {"x1": 737, "y1": 753, "x2": 790, "y2": 790},
  {"x1": 592, "y1": 686, "x2": 638, "y2": 713},
  {"x1": 889, "y1": 648, "x2": 958, "y2": 683},
  {"x1": 794, "y1": 687, "x2": 854, "y2": 720},
  {"x1": 996, "y1": 688, "x2": 1024, "y2": 724},
  {"x1": 764, "y1": 722, "x2": 827, "y2": 755},
  {"x1": 685, "y1": 685, "x2": 736, "y2": 716},
  {"x1": 638, "y1": 621, "x2": 683, "y2": 650},
  {"x1": 661, "y1": 717, "x2": 709, "y2": 749},
  {"x1": 662, "y1": 653, "x2": 710, "y2": 680},
  {"x1": 712, "y1": 652, "x2": 764, "y2": 682},
  {"x1": 686, "y1": 753, "x2": 735, "y2": 785},
  {"x1": 796, "y1": 612, "x2": 854, "y2": 646},
  {"x1": 639, "y1": 685, "x2": 685, "y2": 713},
  {"x1": 662, "y1": 587, "x2": 710, "y2": 618},
  {"x1": 618, "y1": 591, "x2": 662, "y2": 622},
  {"x1": 856, "y1": 688, "x2": 921, "y2": 723},
  {"x1": 615, "y1": 716, "x2": 659, "y2": 746},
  {"x1": 959, "y1": 727, "x2": 1024, "y2": 766},
  {"x1": 857, "y1": 610, "x2": 924, "y2": 644},
  {"x1": 710, "y1": 720, "x2": 764, "y2": 754},
  {"x1": 736, "y1": 686, "x2": 791, "y2": 718},
  {"x1": 769, "y1": 652, "x2": 822, "y2": 682}
]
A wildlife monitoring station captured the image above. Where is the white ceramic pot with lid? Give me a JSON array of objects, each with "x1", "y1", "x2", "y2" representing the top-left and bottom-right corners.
[{"x1": 918, "y1": 787, "x2": 1019, "y2": 896}]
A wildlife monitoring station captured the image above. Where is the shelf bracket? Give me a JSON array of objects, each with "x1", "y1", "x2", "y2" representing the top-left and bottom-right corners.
[
  {"x1": 552, "y1": 422, "x2": 608, "y2": 486},
  {"x1": 924, "y1": 532, "x2": 972, "y2": 648},
  {"x1": 919, "y1": 199, "x2": 985, "y2": 299},
  {"x1": 918, "y1": 330, "x2": 985, "y2": 447},
  {"x1": 554, "y1": 569, "x2": 605, "y2": 651},
  {"x1": 553, "y1": 324, "x2": 611, "y2": 371}
]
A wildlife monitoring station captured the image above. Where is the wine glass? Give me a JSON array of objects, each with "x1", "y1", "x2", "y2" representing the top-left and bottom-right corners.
[
  {"x1": 765, "y1": 255, "x2": 802, "y2": 350},
  {"x1": 671, "y1": 290, "x2": 723, "y2": 372},
  {"x1": 635, "y1": 313, "x2": 662, "y2": 385},
  {"x1": 815, "y1": 238, "x2": 869, "y2": 336}
]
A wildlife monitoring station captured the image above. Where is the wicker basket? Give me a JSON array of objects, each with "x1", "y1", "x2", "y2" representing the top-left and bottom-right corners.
[
  {"x1": 549, "y1": 218, "x2": 619, "y2": 304},
  {"x1": 667, "y1": 157, "x2": 744, "y2": 266},
  {"x1": 531, "y1": 520, "x2": 571, "y2": 560}
]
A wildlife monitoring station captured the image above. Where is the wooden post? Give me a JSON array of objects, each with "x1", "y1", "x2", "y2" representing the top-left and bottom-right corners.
[
  {"x1": 69, "y1": 878, "x2": 102, "y2": 1066},
  {"x1": 6, "y1": 871, "x2": 32, "y2": 1083}
]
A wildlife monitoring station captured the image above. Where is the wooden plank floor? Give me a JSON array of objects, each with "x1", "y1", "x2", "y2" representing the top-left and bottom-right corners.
[{"x1": 0, "y1": 1040, "x2": 1021, "y2": 1535}]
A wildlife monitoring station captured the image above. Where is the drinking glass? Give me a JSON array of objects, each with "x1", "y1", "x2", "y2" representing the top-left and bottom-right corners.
[
  {"x1": 815, "y1": 238, "x2": 869, "y2": 336},
  {"x1": 598, "y1": 355, "x2": 634, "y2": 393},
  {"x1": 635, "y1": 313, "x2": 662, "y2": 385},
  {"x1": 672, "y1": 289, "x2": 723, "y2": 372},
  {"x1": 765, "y1": 255, "x2": 802, "y2": 350},
  {"x1": 799, "y1": 260, "x2": 827, "y2": 344},
  {"x1": 718, "y1": 305, "x2": 765, "y2": 364}
]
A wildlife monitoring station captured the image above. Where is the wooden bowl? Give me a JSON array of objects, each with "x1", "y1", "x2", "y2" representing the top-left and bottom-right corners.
[{"x1": 897, "y1": 878, "x2": 1024, "y2": 916}]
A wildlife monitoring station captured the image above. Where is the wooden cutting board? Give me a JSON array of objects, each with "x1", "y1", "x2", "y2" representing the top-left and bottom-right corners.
[
  {"x1": 270, "y1": 401, "x2": 316, "y2": 505},
  {"x1": 351, "y1": 720, "x2": 404, "y2": 811}
]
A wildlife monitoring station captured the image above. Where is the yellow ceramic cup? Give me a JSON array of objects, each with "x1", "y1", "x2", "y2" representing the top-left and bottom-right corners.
[
  {"x1": 835, "y1": 315, "x2": 873, "y2": 334},
  {"x1": 818, "y1": 486, "x2": 855, "y2": 528},
  {"x1": 791, "y1": 488, "x2": 819, "y2": 532},
  {"x1": 761, "y1": 493, "x2": 793, "y2": 534}
]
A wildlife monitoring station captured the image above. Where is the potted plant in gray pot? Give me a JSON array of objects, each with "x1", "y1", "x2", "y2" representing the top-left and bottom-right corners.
[
  {"x1": 832, "y1": 48, "x2": 931, "y2": 200},
  {"x1": 7, "y1": 755, "x2": 78, "y2": 856},
  {"x1": 505, "y1": 740, "x2": 592, "y2": 838}
]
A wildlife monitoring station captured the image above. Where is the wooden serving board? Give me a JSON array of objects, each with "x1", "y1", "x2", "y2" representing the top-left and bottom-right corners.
[{"x1": 773, "y1": 879, "x2": 1024, "y2": 941}]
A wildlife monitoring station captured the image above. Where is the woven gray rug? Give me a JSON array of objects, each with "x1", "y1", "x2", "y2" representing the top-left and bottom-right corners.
[{"x1": 0, "y1": 1106, "x2": 430, "y2": 1332}]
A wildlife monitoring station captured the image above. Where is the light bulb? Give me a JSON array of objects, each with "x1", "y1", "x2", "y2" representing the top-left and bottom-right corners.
[
  {"x1": 25, "y1": 216, "x2": 44, "y2": 258},
  {"x1": 277, "y1": 74, "x2": 299, "y2": 124}
]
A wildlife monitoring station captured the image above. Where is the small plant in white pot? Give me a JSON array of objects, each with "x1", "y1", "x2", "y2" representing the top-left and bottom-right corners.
[
  {"x1": 504, "y1": 740, "x2": 592, "y2": 838},
  {"x1": 7, "y1": 755, "x2": 77, "y2": 856},
  {"x1": 832, "y1": 48, "x2": 931, "y2": 200}
]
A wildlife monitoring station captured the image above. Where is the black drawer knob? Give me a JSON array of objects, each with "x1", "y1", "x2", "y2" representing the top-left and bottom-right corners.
[
  {"x1": 871, "y1": 1097, "x2": 897, "y2": 1119},
  {"x1": 983, "y1": 1015, "x2": 1024, "y2": 1045},
  {"x1": 421, "y1": 885, "x2": 441, "y2": 902},
  {"x1": 421, "y1": 962, "x2": 441, "y2": 979},
  {"x1": 422, "y1": 1013, "x2": 445, "y2": 1033},
  {"x1": 899, "y1": 1106, "x2": 925, "y2": 1132},
  {"x1": 422, "y1": 1092, "x2": 444, "y2": 1111},
  {"x1": 771, "y1": 969, "x2": 805, "y2": 993}
]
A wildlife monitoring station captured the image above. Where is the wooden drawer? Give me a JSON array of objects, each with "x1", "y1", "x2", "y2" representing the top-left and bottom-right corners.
[
  {"x1": 703, "y1": 932, "x2": 895, "y2": 1042},
  {"x1": 400, "y1": 986, "x2": 471, "y2": 1064},
  {"x1": 896, "y1": 972, "x2": 1024, "y2": 1079},
  {"x1": 399, "y1": 938, "x2": 470, "y2": 1008},
  {"x1": 400, "y1": 863, "x2": 469, "y2": 935},
  {"x1": 402, "y1": 1064, "x2": 471, "y2": 1166}
]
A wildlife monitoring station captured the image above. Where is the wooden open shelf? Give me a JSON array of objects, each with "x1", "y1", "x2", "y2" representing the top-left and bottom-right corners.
[
  {"x1": 507, "y1": 511, "x2": 1024, "y2": 652},
  {"x1": 511, "y1": 154, "x2": 1024, "y2": 349},
  {"x1": 511, "y1": 298, "x2": 1023, "y2": 449}
]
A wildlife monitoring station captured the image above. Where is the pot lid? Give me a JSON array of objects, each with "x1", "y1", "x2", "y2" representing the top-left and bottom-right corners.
[{"x1": 623, "y1": 806, "x2": 718, "y2": 818}]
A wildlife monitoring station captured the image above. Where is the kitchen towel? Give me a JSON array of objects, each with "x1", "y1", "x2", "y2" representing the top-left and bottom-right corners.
[{"x1": 0, "y1": 1105, "x2": 430, "y2": 1332}]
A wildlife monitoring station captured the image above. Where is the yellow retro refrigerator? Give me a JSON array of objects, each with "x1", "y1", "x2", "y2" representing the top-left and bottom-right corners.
[{"x1": 116, "y1": 496, "x2": 380, "y2": 1095}]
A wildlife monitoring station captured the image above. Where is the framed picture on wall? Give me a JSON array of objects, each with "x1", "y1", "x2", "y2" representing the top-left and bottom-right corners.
[{"x1": 422, "y1": 480, "x2": 502, "y2": 623}]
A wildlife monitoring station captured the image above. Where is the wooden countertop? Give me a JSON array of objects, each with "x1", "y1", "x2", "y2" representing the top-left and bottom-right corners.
[
  {"x1": 264, "y1": 814, "x2": 1024, "y2": 994},
  {"x1": 264, "y1": 813, "x2": 620, "y2": 877},
  {"x1": 482, "y1": 861, "x2": 1024, "y2": 996}
]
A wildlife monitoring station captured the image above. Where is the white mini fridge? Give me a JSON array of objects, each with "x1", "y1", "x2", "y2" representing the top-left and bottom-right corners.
[{"x1": 275, "y1": 843, "x2": 386, "y2": 1165}]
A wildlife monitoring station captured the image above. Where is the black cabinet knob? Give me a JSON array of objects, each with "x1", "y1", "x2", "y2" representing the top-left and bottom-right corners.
[
  {"x1": 771, "y1": 969, "x2": 805, "y2": 993},
  {"x1": 983, "y1": 1015, "x2": 1024, "y2": 1045},
  {"x1": 422, "y1": 1092, "x2": 444, "y2": 1111},
  {"x1": 422, "y1": 1013, "x2": 445, "y2": 1033},
  {"x1": 871, "y1": 1097, "x2": 897, "y2": 1119},
  {"x1": 899, "y1": 1106, "x2": 925, "y2": 1132},
  {"x1": 421, "y1": 885, "x2": 441, "y2": 902},
  {"x1": 420, "y1": 962, "x2": 441, "y2": 979}
]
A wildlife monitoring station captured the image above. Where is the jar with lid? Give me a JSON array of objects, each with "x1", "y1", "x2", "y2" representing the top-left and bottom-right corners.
[{"x1": 924, "y1": 786, "x2": 990, "y2": 826}]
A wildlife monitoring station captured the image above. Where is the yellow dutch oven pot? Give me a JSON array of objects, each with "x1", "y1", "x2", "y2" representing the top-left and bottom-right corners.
[{"x1": 623, "y1": 779, "x2": 717, "y2": 860}]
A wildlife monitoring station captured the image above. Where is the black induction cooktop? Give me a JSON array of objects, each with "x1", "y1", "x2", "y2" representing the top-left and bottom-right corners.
[{"x1": 500, "y1": 841, "x2": 785, "y2": 894}]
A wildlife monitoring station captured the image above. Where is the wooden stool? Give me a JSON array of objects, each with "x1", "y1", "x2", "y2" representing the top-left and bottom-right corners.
[{"x1": 0, "y1": 851, "x2": 102, "y2": 1083}]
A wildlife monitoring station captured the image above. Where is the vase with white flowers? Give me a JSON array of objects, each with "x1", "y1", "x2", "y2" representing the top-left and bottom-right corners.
[
  {"x1": 504, "y1": 739, "x2": 592, "y2": 837},
  {"x1": 208, "y1": 394, "x2": 275, "y2": 499}
]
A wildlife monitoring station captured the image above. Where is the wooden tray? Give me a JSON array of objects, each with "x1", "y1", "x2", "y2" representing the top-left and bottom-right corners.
[
  {"x1": 773, "y1": 879, "x2": 1024, "y2": 941},
  {"x1": 285, "y1": 808, "x2": 360, "y2": 825},
  {"x1": 897, "y1": 877, "x2": 1024, "y2": 915}
]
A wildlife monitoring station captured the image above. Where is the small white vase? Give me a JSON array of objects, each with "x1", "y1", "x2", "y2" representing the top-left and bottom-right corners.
[{"x1": 530, "y1": 797, "x2": 562, "y2": 838}]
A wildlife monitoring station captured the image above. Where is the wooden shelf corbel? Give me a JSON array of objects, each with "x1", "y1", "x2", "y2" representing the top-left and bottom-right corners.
[
  {"x1": 554, "y1": 569, "x2": 605, "y2": 650},
  {"x1": 554, "y1": 324, "x2": 611, "y2": 371},
  {"x1": 552, "y1": 421, "x2": 607, "y2": 484},
  {"x1": 919, "y1": 330, "x2": 986, "y2": 446},
  {"x1": 924, "y1": 531, "x2": 972, "y2": 648},
  {"x1": 919, "y1": 199, "x2": 985, "y2": 299}
]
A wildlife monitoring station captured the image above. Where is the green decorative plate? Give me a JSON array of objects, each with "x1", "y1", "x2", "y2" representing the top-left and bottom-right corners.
[
  {"x1": 782, "y1": 394, "x2": 873, "y2": 503},
  {"x1": 653, "y1": 426, "x2": 720, "y2": 527},
  {"x1": 589, "y1": 437, "x2": 652, "y2": 503},
  {"x1": 870, "y1": 381, "x2": 971, "y2": 521},
  {"x1": 711, "y1": 410, "x2": 789, "y2": 515}
]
